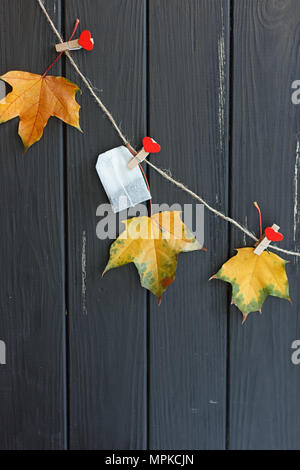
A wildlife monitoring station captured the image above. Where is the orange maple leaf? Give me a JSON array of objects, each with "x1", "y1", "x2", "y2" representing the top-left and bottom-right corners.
[{"x1": 0, "y1": 71, "x2": 81, "y2": 151}]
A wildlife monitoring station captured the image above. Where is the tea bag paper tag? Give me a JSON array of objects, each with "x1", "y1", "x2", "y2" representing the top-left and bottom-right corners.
[{"x1": 96, "y1": 146, "x2": 151, "y2": 213}]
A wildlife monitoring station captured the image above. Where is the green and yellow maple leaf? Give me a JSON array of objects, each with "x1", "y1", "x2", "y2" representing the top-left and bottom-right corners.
[
  {"x1": 0, "y1": 71, "x2": 81, "y2": 151},
  {"x1": 104, "y1": 211, "x2": 203, "y2": 302},
  {"x1": 211, "y1": 247, "x2": 290, "y2": 323}
]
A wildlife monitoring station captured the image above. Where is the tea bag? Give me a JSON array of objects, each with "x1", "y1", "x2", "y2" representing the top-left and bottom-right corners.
[{"x1": 96, "y1": 146, "x2": 151, "y2": 213}]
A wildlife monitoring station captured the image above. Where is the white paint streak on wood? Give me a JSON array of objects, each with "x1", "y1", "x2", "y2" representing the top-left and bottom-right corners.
[
  {"x1": 294, "y1": 139, "x2": 300, "y2": 242},
  {"x1": 0, "y1": 340, "x2": 6, "y2": 365},
  {"x1": 81, "y1": 230, "x2": 87, "y2": 315},
  {"x1": 0, "y1": 81, "x2": 6, "y2": 100},
  {"x1": 218, "y1": 5, "x2": 226, "y2": 153},
  {"x1": 243, "y1": 217, "x2": 248, "y2": 246}
]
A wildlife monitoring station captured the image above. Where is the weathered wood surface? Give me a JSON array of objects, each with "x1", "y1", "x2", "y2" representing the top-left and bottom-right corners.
[
  {"x1": 65, "y1": 0, "x2": 147, "y2": 450},
  {"x1": 148, "y1": 0, "x2": 229, "y2": 450},
  {"x1": 229, "y1": 0, "x2": 300, "y2": 450},
  {"x1": 0, "y1": 0, "x2": 300, "y2": 450},
  {"x1": 0, "y1": 0, "x2": 66, "y2": 450}
]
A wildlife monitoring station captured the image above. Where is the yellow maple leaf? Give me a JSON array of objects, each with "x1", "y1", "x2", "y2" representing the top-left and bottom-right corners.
[
  {"x1": 211, "y1": 247, "x2": 290, "y2": 323},
  {"x1": 0, "y1": 71, "x2": 81, "y2": 151},
  {"x1": 104, "y1": 211, "x2": 203, "y2": 302}
]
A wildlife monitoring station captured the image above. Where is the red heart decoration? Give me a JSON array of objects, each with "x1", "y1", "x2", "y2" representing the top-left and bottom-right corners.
[
  {"x1": 143, "y1": 136, "x2": 161, "y2": 153},
  {"x1": 265, "y1": 226, "x2": 284, "y2": 242},
  {"x1": 78, "y1": 30, "x2": 94, "y2": 51}
]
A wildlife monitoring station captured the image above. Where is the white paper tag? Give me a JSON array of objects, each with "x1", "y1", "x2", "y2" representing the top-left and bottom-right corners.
[{"x1": 96, "y1": 146, "x2": 151, "y2": 213}]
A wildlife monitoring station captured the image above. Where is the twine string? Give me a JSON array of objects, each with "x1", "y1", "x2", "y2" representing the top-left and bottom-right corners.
[{"x1": 36, "y1": 0, "x2": 300, "y2": 258}]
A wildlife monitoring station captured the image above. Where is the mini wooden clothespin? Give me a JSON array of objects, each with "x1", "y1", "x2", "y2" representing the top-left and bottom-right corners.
[
  {"x1": 56, "y1": 30, "x2": 94, "y2": 52},
  {"x1": 128, "y1": 137, "x2": 161, "y2": 169},
  {"x1": 254, "y1": 224, "x2": 284, "y2": 255}
]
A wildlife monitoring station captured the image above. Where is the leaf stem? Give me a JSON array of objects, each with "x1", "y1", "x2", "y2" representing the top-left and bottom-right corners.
[
  {"x1": 254, "y1": 201, "x2": 263, "y2": 241},
  {"x1": 42, "y1": 18, "x2": 80, "y2": 78}
]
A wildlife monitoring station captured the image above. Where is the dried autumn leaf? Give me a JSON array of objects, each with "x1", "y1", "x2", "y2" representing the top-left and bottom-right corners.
[
  {"x1": 151, "y1": 211, "x2": 201, "y2": 252},
  {"x1": 0, "y1": 71, "x2": 81, "y2": 150},
  {"x1": 104, "y1": 211, "x2": 203, "y2": 302},
  {"x1": 211, "y1": 247, "x2": 290, "y2": 323}
]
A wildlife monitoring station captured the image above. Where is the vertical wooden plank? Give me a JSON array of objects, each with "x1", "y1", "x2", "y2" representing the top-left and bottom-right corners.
[
  {"x1": 0, "y1": 0, "x2": 66, "y2": 449},
  {"x1": 230, "y1": 0, "x2": 300, "y2": 449},
  {"x1": 65, "y1": 0, "x2": 147, "y2": 449},
  {"x1": 148, "y1": 0, "x2": 229, "y2": 449}
]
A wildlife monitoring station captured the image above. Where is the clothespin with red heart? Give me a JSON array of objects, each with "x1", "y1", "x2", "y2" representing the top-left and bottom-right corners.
[
  {"x1": 254, "y1": 224, "x2": 284, "y2": 255},
  {"x1": 56, "y1": 30, "x2": 94, "y2": 52},
  {"x1": 128, "y1": 137, "x2": 161, "y2": 169}
]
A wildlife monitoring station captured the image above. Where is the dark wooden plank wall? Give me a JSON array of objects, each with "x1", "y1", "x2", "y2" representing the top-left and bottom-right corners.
[
  {"x1": 0, "y1": 0, "x2": 300, "y2": 450},
  {"x1": 65, "y1": 0, "x2": 147, "y2": 450},
  {"x1": 148, "y1": 0, "x2": 229, "y2": 450},
  {"x1": 0, "y1": 0, "x2": 66, "y2": 450},
  {"x1": 229, "y1": 0, "x2": 300, "y2": 450}
]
